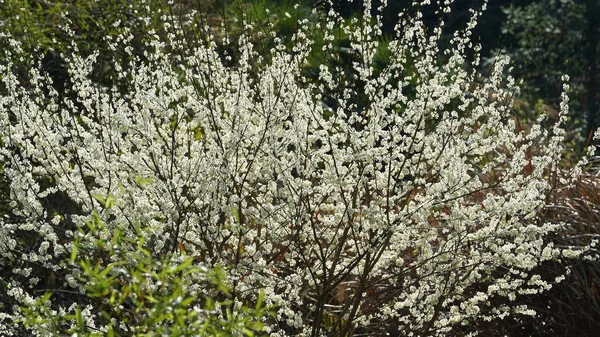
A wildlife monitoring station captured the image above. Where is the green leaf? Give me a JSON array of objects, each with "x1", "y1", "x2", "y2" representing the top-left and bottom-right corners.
[
  {"x1": 80, "y1": 258, "x2": 93, "y2": 275},
  {"x1": 145, "y1": 294, "x2": 159, "y2": 303},
  {"x1": 75, "y1": 307, "x2": 84, "y2": 332},
  {"x1": 92, "y1": 193, "x2": 106, "y2": 206},
  {"x1": 167, "y1": 257, "x2": 194, "y2": 275},
  {"x1": 71, "y1": 244, "x2": 79, "y2": 262},
  {"x1": 255, "y1": 290, "x2": 265, "y2": 311},
  {"x1": 85, "y1": 212, "x2": 100, "y2": 233},
  {"x1": 193, "y1": 127, "x2": 204, "y2": 140},
  {"x1": 179, "y1": 296, "x2": 194, "y2": 308},
  {"x1": 92, "y1": 193, "x2": 115, "y2": 208},
  {"x1": 229, "y1": 207, "x2": 240, "y2": 223},
  {"x1": 98, "y1": 262, "x2": 117, "y2": 279},
  {"x1": 92, "y1": 211, "x2": 102, "y2": 228},
  {"x1": 135, "y1": 175, "x2": 155, "y2": 186},
  {"x1": 105, "y1": 194, "x2": 115, "y2": 209}
]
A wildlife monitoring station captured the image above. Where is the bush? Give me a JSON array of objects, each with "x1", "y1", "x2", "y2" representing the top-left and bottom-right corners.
[
  {"x1": 0, "y1": 0, "x2": 598, "y2": 336},
  {"x1": 20, "y1": 211, "x2": 269, "y2": 336}
]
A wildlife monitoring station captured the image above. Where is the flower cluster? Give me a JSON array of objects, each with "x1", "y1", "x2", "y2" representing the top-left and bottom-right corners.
[{"x1": 0, "y1": 0, "x2": 595, "y2": 336}]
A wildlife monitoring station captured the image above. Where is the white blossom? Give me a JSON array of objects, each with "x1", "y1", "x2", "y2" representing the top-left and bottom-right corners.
[{"x1": 0, "y1": 0, "x2": 595, "y2": 336}]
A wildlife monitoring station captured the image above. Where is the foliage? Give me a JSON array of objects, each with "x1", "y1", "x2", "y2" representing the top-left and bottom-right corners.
[
  {"x1": 0, "y1": 0, "x2": 170, "y2": 80},
  {"x1": 1, "y1": 0, "x2": 599, "y2": 336},
  {"x1": 496, "y1": 0, "x2": 600, "y2": 147},
  {"x1": 19, "y1": 211, "x2": 269, "y2": 336}
]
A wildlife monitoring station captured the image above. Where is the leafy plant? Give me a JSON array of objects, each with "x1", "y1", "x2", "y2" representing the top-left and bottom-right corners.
[
  {"x1": 495, "y1": 0, "x2": 600, "y2": 149},
  {"x1": 19, "y1": 210, "x2": 269, "y2": 337}
]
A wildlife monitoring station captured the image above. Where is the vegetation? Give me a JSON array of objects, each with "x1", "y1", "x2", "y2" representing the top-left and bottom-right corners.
[
  {"x1": 0, "y1": 0, "x2": 599, "y2": 336},
  {"x1": 497, "y1": 0, "x2": 600, "y2": 148}
]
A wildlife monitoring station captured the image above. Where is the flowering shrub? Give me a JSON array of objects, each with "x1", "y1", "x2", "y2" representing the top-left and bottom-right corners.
[{"x1": 1, "y1": 0, "x2": 598, "y2": 336}]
